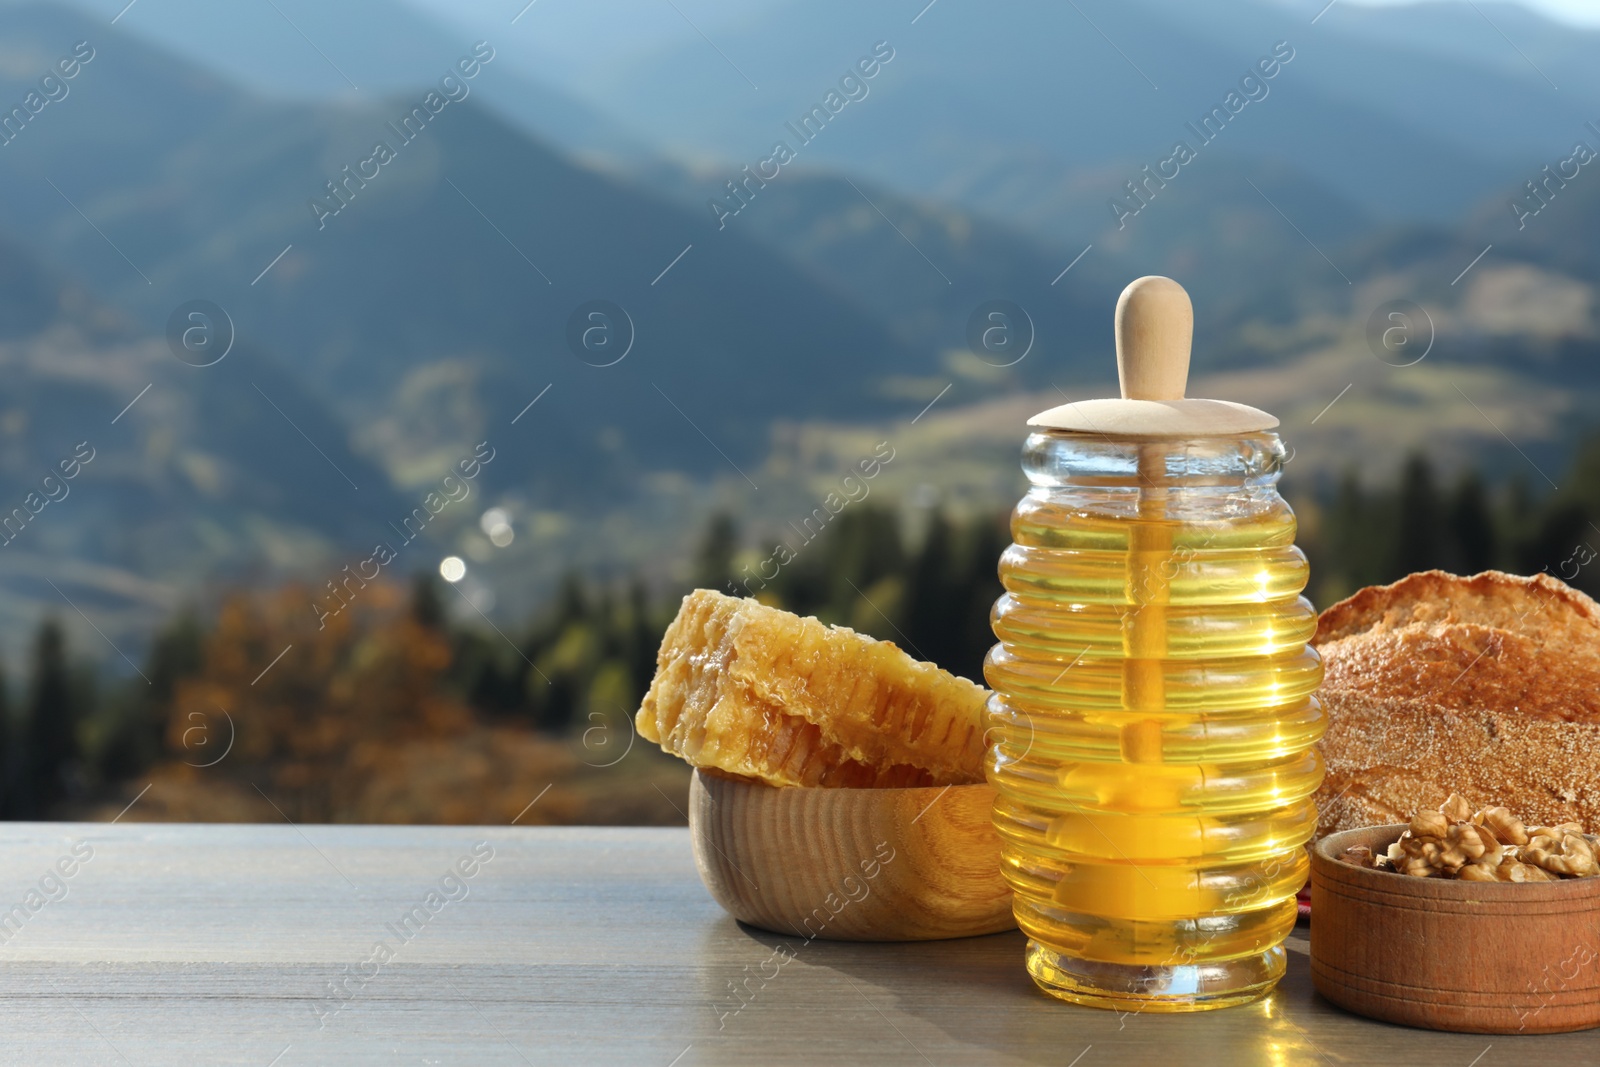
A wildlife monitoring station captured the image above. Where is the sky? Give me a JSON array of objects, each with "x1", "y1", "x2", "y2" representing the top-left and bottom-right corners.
[
  {"x1": 391, "y1": 0, "x2": 1600, "y2": 33},
  {"x1": 385, "y1": 0, "x2": 1600, "y2": 91},
  {"x1": 1347, "y1": 0, "x2": 1600, "y2": 25},
  {"x1": 46, "y1": 0, "x2": 1600, "y2": 106}
]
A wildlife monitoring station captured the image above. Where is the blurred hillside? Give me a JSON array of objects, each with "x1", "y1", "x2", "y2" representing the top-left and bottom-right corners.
[
  {"x1": 0, "y1": 0, "x2": 1592, "y2": 683},
  {"x1": 0, "y1": 436, "x2": 1591, "y2": 824},
  {"x1": 0, "y1": 235, "x2": 410, "y2": 655}
]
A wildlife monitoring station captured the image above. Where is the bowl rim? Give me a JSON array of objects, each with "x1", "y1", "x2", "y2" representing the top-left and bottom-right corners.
[
  {"x1": 692, "y1": 768, "x2": 992, "y2": 796},
  {"x1": 1313, "y1": 823, "x2": 1600, "y2": 901}
]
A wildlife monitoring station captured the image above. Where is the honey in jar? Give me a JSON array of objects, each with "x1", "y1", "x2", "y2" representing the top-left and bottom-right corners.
[{"x1": 985, "y1": 276, "x2": 1325, "y2": 1011}]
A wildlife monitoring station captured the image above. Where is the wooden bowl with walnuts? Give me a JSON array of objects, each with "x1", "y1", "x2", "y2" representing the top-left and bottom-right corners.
[{"x1": 1310, "y1": 795, "x2": 1600, "y2": 1034}]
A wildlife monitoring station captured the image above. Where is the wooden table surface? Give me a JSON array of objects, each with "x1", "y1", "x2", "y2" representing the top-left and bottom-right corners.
[{"x1": 0, "y1": 823, "x2": 1583, "y2": 1066}]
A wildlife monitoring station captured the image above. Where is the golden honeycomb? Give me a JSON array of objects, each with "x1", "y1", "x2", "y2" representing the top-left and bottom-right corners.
[{"x1": 636, "y1": 590, "x2": 988, "y2": 787}]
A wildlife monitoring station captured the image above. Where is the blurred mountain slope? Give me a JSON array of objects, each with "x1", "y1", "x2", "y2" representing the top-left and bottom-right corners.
[
  {"x1": 0, "y1": 233, "x2": 409, "y2": 658},
  {"x1": 0, "y1": 0, "x2": 1593, "y2": 658},
  {"x1": 592, "y1": 0, "x2": 1573, "y2": 231},
  {"x1": 0, "y1": 2, "x2": 935, "y2": 501}
]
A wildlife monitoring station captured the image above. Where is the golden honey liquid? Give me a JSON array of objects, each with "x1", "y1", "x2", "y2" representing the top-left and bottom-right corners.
[{"x1": 986, "y1": 440, "x2": 1324, "y2": 1011}]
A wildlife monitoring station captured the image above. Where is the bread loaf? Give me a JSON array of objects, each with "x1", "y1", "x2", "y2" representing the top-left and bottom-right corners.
[{"x1": 1313, "y1": 570, "x2": 1600, "y2": 838}]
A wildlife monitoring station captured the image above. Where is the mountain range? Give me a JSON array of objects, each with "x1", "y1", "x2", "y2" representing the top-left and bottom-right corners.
[{"x1": 0, "y1": 0, "x2": 1595, "y2": 663}]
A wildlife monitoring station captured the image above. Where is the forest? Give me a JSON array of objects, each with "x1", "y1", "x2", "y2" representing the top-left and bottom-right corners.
[{"x1": 6, "y1": 441, "x2": 1599, "y2": 825}]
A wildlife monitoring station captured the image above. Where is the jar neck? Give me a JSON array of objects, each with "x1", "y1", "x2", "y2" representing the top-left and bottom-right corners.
[{"x1": 1021, "y1": 431, "x2": 1286, "y2": 490}]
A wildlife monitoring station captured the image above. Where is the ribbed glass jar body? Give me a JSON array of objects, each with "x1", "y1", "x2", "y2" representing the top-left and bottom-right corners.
[{"x1": 985, "y1": 430, "x2": 1325, "y2": 1011}]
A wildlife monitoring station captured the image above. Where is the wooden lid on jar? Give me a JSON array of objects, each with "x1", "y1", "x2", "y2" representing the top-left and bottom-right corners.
[{"x1": 1028, "y1": 276, "x2": 1278, "y2": 436}]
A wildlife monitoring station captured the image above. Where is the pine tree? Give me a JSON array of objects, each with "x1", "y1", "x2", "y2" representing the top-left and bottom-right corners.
[
  {"x1": 0, "y1": 656, "x2": 9, "y2": 820},
  {"x1": 98, "y1": 610, "x2": 203, "y2": 783},
  {"x1": 1389, "y1": 454, "x2": 1441, "y2": 580},
  {"x1": 1502, "y1": 478, "x2": 1537, "y2": 572},
  {"x1": 1325, "y1": 470, "x2": 1370, "y2": 596},
  {"x1": 550, "y1": 573, "x2": 589, "y2": 632},
  {"x1": 411, "y1": 572, "x2": 445, "y2": 629},
  {"x1": 955, "y1": 513, "x2": 1007, "y2": 682},
  {"x1": 826, "y1": 506, "x2": 906, "y2": 609},
  {"x1": 1446, "y1": 472, "x2": 1496, "y2": 576},
  {"x1": 624, "y1": 577, "x2": 657, "y2": 699},
  {"x1": 1556, "y1": 433, "x2": 1600, "y2": 519},
  {"x1": 693, "y1": 513, "x2": 738, "y2": 593},
  {"x1": 902, "y1": 512, "x2": 961, "y2": 669},
  {"x1": 22, "y1": 618, "x2": 76, "y2": 817},
  {"x1": 1522, "y1": 502, "x2": 1592, "y2": 590}
]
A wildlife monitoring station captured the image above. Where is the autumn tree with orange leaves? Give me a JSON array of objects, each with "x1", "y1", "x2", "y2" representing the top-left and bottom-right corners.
[{"x1": 147, "y1": 582, "x2": 593, "y2": 824}]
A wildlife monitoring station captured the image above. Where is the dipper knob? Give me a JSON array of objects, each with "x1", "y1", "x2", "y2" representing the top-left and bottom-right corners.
[
  {"x1": 1026, "y1": 275, "x2": 1277, "y2": 437},
  {"x1": 1116, "y1": 276, "x2": 1192, "y2": 401}
]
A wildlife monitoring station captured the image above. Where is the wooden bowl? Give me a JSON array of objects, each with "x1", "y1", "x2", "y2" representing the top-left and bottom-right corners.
[
  {"x1": 1310, "y1": 824, "x2": 1600, "y2": 1034},
  {"x1": 688, "y1": 770, "x2": 1016, "y2": 941}
]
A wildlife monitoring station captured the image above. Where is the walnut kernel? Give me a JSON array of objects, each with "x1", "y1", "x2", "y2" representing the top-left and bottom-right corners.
[
  {"x1": 1521, "y1": 831, "x2": 1599, "y2": 878},
  {"x1": 1371, "y1": 795, "x2": 1594, "y2": 882},
  {"x1": 1472, "y1": 806, "x2": 1529, "y2": 847}
]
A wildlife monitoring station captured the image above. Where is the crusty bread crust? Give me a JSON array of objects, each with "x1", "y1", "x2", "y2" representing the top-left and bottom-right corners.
[
  {"x1": 1314, "y1": 570, "x2": 1600, "y2": 837},
  {"x1": 1315, "y1": 569, "x2": 1600, "y2": 650}
]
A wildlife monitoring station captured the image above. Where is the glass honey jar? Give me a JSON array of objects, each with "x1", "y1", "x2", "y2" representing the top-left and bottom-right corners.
[{"x1": 985, "y1": 276, "x2": 1325, "y2": 1011}]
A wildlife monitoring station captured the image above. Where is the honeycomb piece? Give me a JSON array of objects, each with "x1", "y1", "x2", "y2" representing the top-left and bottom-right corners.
[{"x1": 636, "y1": 590, "x2": 988, "y2": 787}]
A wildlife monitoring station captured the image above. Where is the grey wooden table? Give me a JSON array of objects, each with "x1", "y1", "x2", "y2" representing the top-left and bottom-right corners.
[{"x1": 0, "y1": 823, "x2": 1582, "y2": 1065}]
